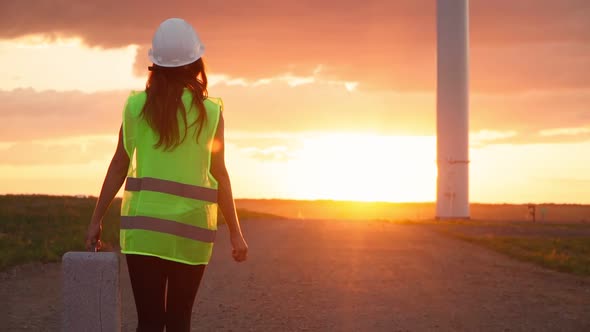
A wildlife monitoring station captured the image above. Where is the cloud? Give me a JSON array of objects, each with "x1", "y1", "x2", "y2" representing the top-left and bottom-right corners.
[
  {"x1": 0, "y1": 38, "x2": 144, "y2": 92},
  {"x1": 470, "y1": 128, "x2": 590, "y2": 147},
  {"x1": 1, "y1": 84, "x2": 589, "y2": 146},
  {"x1": 0, "y1": 88, "x2": 127, "y2": 141},
  {"x1": 240, "y1": 146, "x2": 294, "y2": 162},
  {"x1": 470, "y1": 130, "x2": 518, "y2": 147},
  {"x1": 208, "y1": 66, "x2": 358, "y2": 92},
  {"x1": 539, "y1": 127, "x2": 590, "y2": 137},
  {"x1": 1, "y1": 0, "x2": 588, "y2": 92},
  {"x1": 470, "y1": 42, "x2": 590, "y2": 93},
  {"x1": 471, "y1": 89, "x2": 590, "y2": 141},
  {"x1": 3, "y1": 1, "x2": 587, "y2": 47},
  {"x1": 212, "y1": 80, "x2": 436, "y2": 135},
  {"x1": 470, "y1": 1, "x2": 590, "y2": 43},
  {"x1": 0, "y1": 137, "x2": 116, "y2": 165}
]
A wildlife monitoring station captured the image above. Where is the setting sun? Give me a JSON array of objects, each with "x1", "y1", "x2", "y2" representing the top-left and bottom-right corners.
[{"x1": 285, "y1": 134, "x2": 437, "y2": 202}]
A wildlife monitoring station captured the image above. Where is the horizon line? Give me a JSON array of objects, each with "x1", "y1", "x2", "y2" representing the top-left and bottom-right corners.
[{"x1": 1, "y1": 193, "x2": 589, "y2": 206}]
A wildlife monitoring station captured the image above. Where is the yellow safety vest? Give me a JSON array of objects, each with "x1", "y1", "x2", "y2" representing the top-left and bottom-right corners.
[{"x1": 120, "y1": 89, "x2": 222, "y2": 265}]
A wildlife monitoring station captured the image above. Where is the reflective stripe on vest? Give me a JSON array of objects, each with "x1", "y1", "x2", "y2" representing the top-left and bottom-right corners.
[
  {"x1": 125, "y1": 177, "x2": 218, "y2": 203},
  {"x1": 121, "y1": 216, "x2": 216, "y2": 243}
]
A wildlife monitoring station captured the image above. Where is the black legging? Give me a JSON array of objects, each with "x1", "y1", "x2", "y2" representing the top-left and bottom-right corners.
[{"x1": 126, "y1": 254, "x2": 206, "y2": 332}]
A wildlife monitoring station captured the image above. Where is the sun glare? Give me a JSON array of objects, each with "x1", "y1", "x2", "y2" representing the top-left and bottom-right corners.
[{"x1": 285, "y1": 133, "x2": 437, "y2": 202}]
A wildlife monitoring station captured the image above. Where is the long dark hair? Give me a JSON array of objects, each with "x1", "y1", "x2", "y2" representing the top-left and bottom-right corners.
[{"x1": 141, "y1": 58, "x2": 208, "y2": 151}]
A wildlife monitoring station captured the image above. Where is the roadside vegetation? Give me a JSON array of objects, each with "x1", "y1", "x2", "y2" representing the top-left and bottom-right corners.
[
  {"x1": 2, "y1": 195, "x2": 589, "y2": 276},
  {"x1": 0, "y1": 195, "x2": 281, "y2": 271},
  {"x1": 434, "y1": 221, "x2": 590, "y2": 277}
]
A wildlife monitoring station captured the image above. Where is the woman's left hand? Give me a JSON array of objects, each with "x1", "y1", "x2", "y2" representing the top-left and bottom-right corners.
[
  {"x1": 85, "y1": 221, "x2": 103, "y2": 252},
  {"x1": 230, "y1": 232, "x2": 248, "y2": 262}
]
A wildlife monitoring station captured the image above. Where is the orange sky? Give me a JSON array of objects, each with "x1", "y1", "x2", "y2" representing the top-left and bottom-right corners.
[{"x1": 0, "y1": 0, "x2": 589, "y2": 203}]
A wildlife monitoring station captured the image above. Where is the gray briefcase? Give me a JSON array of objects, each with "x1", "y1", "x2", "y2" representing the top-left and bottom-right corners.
[{"x1": 62, "y1": 251, "x2": 121, "y2": 332}]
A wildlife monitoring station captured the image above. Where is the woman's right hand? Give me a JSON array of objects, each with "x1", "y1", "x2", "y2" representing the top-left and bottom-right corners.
[
  {"x1": 85, "y1": 220, "x2": 103, "y2": 252},
  {"x1": 230, "y1": 232, "x2": 248, "y2": 262}
]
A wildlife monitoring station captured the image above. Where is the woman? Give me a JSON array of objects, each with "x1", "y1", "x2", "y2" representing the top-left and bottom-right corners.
[{"x1": 85, "y1": 18, "x2": 248, "y2": 331}]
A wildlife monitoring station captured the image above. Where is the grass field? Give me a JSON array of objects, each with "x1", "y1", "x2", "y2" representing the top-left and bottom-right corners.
[
  {"x1": 1, "y1": 195, "x2": 590, "y2": 275},
  {"x1": 463, "y1": 236, "x2": 590, "y2": 276},
  {"x1": 236, "y1": 199, "x2": 590, "y2": 223},
  {"x1": 432, "y1": 221, "x2": 590, "y2": 276},
  {"x1": 0, "y1": 195, "x2": 118, "y2": 271},
  {"x1": 0, "y1": 195, "x2": 281, "y2": 271}
]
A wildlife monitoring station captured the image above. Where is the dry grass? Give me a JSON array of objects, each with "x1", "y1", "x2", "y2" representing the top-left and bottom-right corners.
[
  {"x1": 236, "y1": 199, "x2": 590, "y2": 223},
  {"x1": 436, "y1": 223, "x2": 590, "y2": 276},
  {"x1": 0, "y1": 195, "x2": 282, "y2": 271},
  {"x1": 0, "y1": 195, "x2": 119, "y2": 271},
  {"x1": 3, "y1": 195, "x2": 590, "y2": 275}
]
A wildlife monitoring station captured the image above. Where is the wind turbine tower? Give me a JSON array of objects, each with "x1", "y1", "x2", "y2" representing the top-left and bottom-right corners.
[{"x1": 436, "y1": 0, "x2": 470, "y2": 219}]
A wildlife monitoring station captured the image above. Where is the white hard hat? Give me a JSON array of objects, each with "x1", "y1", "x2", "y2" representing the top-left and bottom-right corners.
[{"x1": 148, "y1": 18, "x2": 205, "y2": 67}]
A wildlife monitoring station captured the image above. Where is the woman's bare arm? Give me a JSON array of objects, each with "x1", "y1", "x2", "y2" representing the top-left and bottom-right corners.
[
  {"x1": 85, "y1": 126, "x2": 130, "y2": 249},
  {"x1": 210, "y1": 114, "x2": 248, "y2": 262}
]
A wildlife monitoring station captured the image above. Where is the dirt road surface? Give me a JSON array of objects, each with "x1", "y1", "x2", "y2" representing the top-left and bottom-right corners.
[{"x1": 2, "y1": 220, "x2": 590, "y2": 331}]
